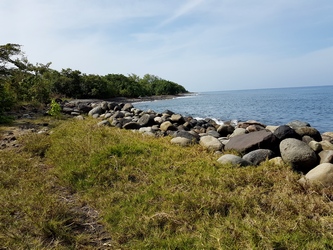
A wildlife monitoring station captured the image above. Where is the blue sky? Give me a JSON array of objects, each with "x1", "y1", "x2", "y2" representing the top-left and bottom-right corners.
[{"x1": 1, "y1": 0, "x2": 333, "y2": 92}]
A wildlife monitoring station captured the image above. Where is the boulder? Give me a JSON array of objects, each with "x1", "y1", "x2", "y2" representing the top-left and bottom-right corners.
[
  {"x1": 268, "y1": 157, "x2": 285, "y2": 166},
  {"x1": 160, "y1": 121, "x2": 177, "y2": 131},
  {"x1": 172, "y1": 131, "x2": 199, "y2": 142},
  {"x1": 295, "y1": 127, "x2": 322, "y2": 142},
  {"x1": 322, "y1": 132, "x2": 333, "y2": 144},
  {"x1": 171, "y1": 137, "x2": 193, "y2": 147},
  {"x1": 287, "y1": 120, "x2": 311, "y2": 129},
  {"x1": 121, "y1": 103, "x2": 134, "y2": 111},
  {"x1": 170, "y1": 114, "x2": 185, "y2": 124},
  {"x1": 242, "y1": 149, "x2": 275, "y2": 166},
  {"x1": 225, "y1": 130, "x2": 278, "y2": 154},
  {"x1": 273, "y1": 125, "x2": 300, "y2": 141},
  {"x1": 299, "y1": 163, "x2": 333, "y2": 187},
  {"x1": 122, "y1": 122, "x2": 141, "y2": 130},
  {"x1": 320, "y1": 140, "x2": 333, "y2": 150},
  {"x1": 246, "y1": 124, "x2": 266, "y2": 132},
  {"x1": 199, "y1": 135, "x2": 223, "y2": 151},
  {"x1": 97, "y1": 120, "x2": 111, "y2": 127},
  {"x1": 237, "y1": 120, "x2": 266, "y2": 129},
  {"x1": 88, "y1": 106, "x2": 103, "y2": 117},
  {"x1": 308, "y1": 140, "x2": 322, "y2": 153},
  {"x1": 279, "y1": 138, "x2": 318, "y2": 173},
  {"x1": 217, "y1": 154, "x2": 251, "y2": 167},
  {"x1": 207, "y1": 130, "x2": 221, "y2": 138},
  {"x1": 217, "y1": 124, "x2": 235, "y2": 137},
  {"x1": 265, "y1": 125, "x2": 279, "y2": 133},
  {"x1": 318, "y1": 150, "x2": 333, "y2": 164},
  {"x1": 229, "y1": 128, "x2": 247, "y2": 138},
  {"x1": 138, "y1": 114, "x2": 154, "y2": 127}
]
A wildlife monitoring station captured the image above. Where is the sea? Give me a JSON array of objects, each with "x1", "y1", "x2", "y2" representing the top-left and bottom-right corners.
[{"x1": 133, "y1": 85, "x2": 333, "y2": 133}]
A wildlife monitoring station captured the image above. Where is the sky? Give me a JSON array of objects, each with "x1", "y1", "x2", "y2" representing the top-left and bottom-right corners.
[{"x1": 1, "y1": 0, "x2": 333, "y2": 92}]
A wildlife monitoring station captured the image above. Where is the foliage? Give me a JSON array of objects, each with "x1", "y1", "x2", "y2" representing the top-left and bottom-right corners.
[
  {"x1": 0, "y1": 42, "x2": 188, "y2": 119},
  {"x1": 48, "y1": 99, "x2": 62, "y2": 118}
]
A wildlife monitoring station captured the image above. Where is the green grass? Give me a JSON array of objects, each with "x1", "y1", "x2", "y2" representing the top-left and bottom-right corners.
[{"x1": 2, "y1": 117, "x2": 333, "y2": 249}]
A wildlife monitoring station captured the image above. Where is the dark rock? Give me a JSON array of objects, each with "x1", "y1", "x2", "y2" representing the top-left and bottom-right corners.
[
  {"x1": 295, "y1": 127, "x2": 322, "y2": 142},
  {"x1": 123, "y1": 122, "x2": 141, "y2": 130},
  {"x1": 225, "y1": 130, "x2": 278, "y2": 154},
  {"x1": 273, "y1": 125, "x2": 300, "y2": 141},
  {"x1": 138, "y1": 114, "x2": 154, "y2": 127},
  {"x1": 217, "y1": 124, "x2": 235, "y2": 137}
]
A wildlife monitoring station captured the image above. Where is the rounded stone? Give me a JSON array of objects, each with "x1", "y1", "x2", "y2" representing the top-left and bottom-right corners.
[
  {"x1": 299, "y1": 163, "x2": 333, "y2": 187},
  {"x1": 279, "y1": 138, "x2": 318, "y2": 173},
  {"x1": 217, "y1": 154, "x2": 251, "y2": 167}
]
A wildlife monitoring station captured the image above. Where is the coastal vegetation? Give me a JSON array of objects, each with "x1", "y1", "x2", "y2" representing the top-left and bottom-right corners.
[
  {"x1": 1, "y1": 117, "x2": 333, "y2": 249},
  {"x1": 0, "y1": 43, "x2": 187, "y2": 123}
]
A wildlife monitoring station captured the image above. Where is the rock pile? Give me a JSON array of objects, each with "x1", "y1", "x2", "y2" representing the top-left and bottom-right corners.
[{"x1": 59, "y1": 99, "x2": 333, "y2": 187}]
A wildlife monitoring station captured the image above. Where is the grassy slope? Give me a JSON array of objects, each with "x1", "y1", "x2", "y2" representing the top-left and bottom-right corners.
[{"x1": 1, "y1": 118, "x2": 333, "y2": 249}]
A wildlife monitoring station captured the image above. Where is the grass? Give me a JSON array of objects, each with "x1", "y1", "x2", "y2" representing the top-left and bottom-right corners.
[{"x1": 1, "y1": 117, "x2": 333, "y2": 249}]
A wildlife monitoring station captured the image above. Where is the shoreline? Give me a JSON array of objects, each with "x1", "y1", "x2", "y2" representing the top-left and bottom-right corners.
[{"x1": 103, "y1": 92, "x2": 197, "y2": 104}]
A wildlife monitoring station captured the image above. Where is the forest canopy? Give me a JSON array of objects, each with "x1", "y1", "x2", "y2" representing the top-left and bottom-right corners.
[{"x1": 0, "y1": 43, "x2": 188, "y2": 116}]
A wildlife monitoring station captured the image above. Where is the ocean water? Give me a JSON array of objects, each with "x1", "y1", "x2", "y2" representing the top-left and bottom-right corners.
[{"x1": 133, "y1": 85, "x2": 333, "y2": 133}]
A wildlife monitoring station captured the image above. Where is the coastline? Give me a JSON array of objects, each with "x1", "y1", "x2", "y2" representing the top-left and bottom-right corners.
[{"x1": 103, "y1": 92, "x2": 197, "y2": 104}]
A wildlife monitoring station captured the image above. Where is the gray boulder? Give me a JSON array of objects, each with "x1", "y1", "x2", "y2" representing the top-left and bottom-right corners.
[
  {"x1": 171, "y1": 137, "x2": 193, "y2": 147},
  {"x1": 88, "y1": 106, "x2": 103, "y2": 117},
  {"x1": 279, "y1": 138, "x2": 318, "y2": 173},
  {"x1": 121, "y1": 103, "x2": 134, "y2": 111},
  {"x1": 207, "y1": 130, "x2": 221, "y2": 138},
  {"x1": 225, "y1": 130, "x2": 278, "y2": 154},
  {"x1": 242, "y1": 149, "x2": 275, "y2": 166},
  {"x1": 229, "y1": 128, "x2": 247, "y2": 138},
  {"x1": 287, "y1": 120, "x2": 311, "y2": 129},
  {"x1": 138, "y1": 114, "x2": 154, "y2": 127},
  {"x1": 318, "y1": 150, "x2": 333, "y2": 164},
  {"x1": 172, "y1": 131, "x2": 199, "y2": 142},
  {"x1": 217, "y1": 154, "x2": 251, "y2": 167},
  {"x1": 199, "y1": 135, "x2": 223, "y2": 151},
  {"x1": 97, "y1": 120, "x2": 111, "y2": 127},
  {"x1": 299, "y1": 163, "x2": 333, "y2": 187}
]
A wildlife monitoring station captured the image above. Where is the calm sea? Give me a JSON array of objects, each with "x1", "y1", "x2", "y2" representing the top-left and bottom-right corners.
[{"x1": 133, "y1": 85, "x2": 333, "y2": 133}]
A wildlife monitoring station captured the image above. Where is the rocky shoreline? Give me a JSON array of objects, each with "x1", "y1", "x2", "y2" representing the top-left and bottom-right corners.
[{"x1": 57, "y1": 98, "x2": 333, "y2": 188}]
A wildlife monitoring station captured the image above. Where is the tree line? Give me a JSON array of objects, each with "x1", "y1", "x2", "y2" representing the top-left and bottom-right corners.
[{"x1": 0, "y1": 43, "x2": 188, "y2": 120}]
